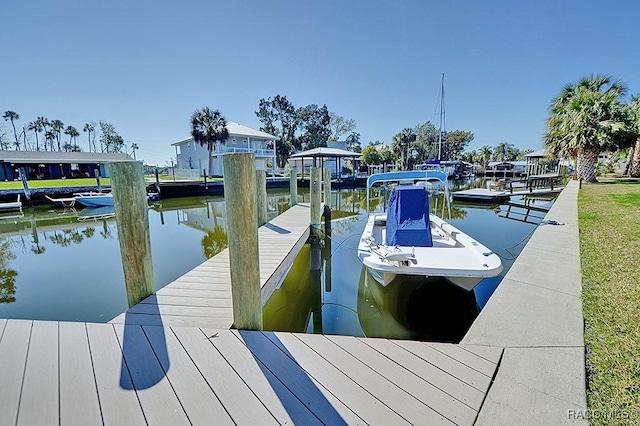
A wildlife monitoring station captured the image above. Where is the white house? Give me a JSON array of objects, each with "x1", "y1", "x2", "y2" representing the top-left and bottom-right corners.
[{"x1": 171, "y1": 122, "x2": 277, "y2": 177}]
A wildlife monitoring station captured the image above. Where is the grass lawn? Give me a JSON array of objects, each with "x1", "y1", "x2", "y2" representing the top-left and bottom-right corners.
[
  {"x1": 579, "y1": 181, "x2": 640, "y2": 423},
  {"x1": 0, "y1": 178, "x2": 111, "y2": 190}
]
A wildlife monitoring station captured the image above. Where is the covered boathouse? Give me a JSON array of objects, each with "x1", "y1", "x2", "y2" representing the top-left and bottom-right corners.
[{"x1": 0, "y1": 151, "x2": 133, "y2": 181}]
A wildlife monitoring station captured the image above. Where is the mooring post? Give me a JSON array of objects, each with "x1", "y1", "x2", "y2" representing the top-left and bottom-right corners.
[
  {"x1": 95, "y1": 169, "x2": 102, "y2": 192},
  {"x1": 223, "y1": 153, "x2": 262, "y2": 330},
  {"x1": 256, "y1": 169, "x2": 268, "y2": 226},
  {"x1": 110, "y1": 161, "x2": 155, "y2": 308},
  {"x1": 323, "y1": 167, "x2": 331, "y2": 208},
  {"x1": 289, "y1": 169, "x2": 298, "y2": 207},
  {"x1": 310, "y1": 167, "x2": 322, "y2": 229}
]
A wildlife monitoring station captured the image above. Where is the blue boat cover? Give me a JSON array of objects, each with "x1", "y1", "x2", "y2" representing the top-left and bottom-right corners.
[{"x1": 385, "y1": 186, "x2": 433, "y2": 247}]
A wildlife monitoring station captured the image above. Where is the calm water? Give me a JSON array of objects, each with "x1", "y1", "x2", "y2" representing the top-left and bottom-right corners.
[{"x1": 0, "y1": 184, "x2": 554, "y2": 340}]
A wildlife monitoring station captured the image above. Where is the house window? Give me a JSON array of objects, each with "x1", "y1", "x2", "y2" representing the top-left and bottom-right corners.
[{"x1": 232, "y1": 139, "x2": 236, "y2": 144}]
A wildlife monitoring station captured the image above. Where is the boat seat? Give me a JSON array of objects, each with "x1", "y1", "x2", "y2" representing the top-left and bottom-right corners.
[{"x1": 386, "y1": 186, "x2": 433, "y2": 247}]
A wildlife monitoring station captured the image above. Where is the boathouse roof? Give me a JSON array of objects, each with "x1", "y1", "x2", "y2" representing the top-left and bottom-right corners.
[{"x1": 0, "y1": 151, "x2": 133, "y2": 164}]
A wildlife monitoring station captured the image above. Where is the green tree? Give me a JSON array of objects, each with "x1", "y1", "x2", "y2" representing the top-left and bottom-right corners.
[
  {"x1": 83, "y1": 122, "x2": 95, "y2": 152},
  {"x1": 255, "y1": 95, "x2": 300, "y2": 167},
  {"x1": 28, "y1": 120, "x2": 43, "y2": 151},
  {"x1": 626, "y1": 95, "x2": 640, "y2": 177},
  {"x1": 297, "y1": 104, "x2": 330, "y2": 150},
  {"x1": 64, "y1": 125, "x2": 80, "y2": 151},
  {"x1": 99, "y1": 121, "x2": 125, "y2": 153},
  {"x1": 478, "y1": 145, "x2": 493, "y2": 168},
  {"x1": 413, "y1": 122, "x2": 439, "y2": 163},
  {"x1": 544, "y1": 74, "x2": 632, "y2": 182},
  {"x1": 328, "y1": 112, "x2": 356, "y2": 142},
  {"x1": 45, "y1": 130, "x2": 56, "y2": 153},
  {"x1": 345, "y1": 132, "x2": 361, "y2": 152},
  {"x1": 190, "y1": 107, "x2": 229, "y2": 177},
  {"x1": 51, "y1": 119, "x2": 64, "y2": 151},
  {"x1": 392, "y1": 128, "x2": 416, "y2": 170},
  {"x1": 2, "y1": 111, "x2": 21, "y2": 150},
  {"x1": 446, "y1": 130, "x2": 474, "y2": 159},
  {"x1": 493, "y1": 142, "x2": 517, "y2": 162},
  {"x1": 361, "y1": 143, "x2": 382, "y2": 166}
]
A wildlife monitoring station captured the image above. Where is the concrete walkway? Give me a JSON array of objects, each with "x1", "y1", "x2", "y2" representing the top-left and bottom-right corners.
[{"x1": 463, "y1": 179, "x2": 588, "y2": 425}]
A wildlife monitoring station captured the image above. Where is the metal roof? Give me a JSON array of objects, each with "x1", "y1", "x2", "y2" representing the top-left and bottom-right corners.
[
  {"x1": 289, "y1": 147, "x2": 362, "y2": 159},
  {"x1": 172, "y1": 121, "x2": 276, "y2": 146},
  {"x1": 0, "y1": 151, "x2": 133, "y2": 164}
]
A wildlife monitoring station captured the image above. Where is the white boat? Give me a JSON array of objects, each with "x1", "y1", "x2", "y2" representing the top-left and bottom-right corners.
[
  {"x1": 74, "y1": 192, "x2": 114, "y2": 207},
  {"x1": 0, "y1": 195, "x2": 22, "y2": 212},
  {"x1": 357, "y1": 170, "x2": 503, "y2": 291}
]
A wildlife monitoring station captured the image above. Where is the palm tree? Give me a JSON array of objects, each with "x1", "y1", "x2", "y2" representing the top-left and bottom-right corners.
[
  {"x1": 83, "y1": 122, "x2": 95, "y2": 152},
  {"x1": 626, "y1": 95, "x2": 640, "y2": 177},
  {"x1": 544, "y1": 74, "x2": 631, "y2": 182},
  {"x1": 51, "y1": 120, "x2": 64, "y2": 151},
  {"x1": 28, "y1": 120, "x2": 43, "y2": 151},
  {"x1": 64, "y1": 126, "x2": 79, "y2": 151},
  {"x1": 2, "y1": 111, "x2": 21, "y2": 150},
  {"x1": 478, "y1": 145, "x2": 492, "y2": 169},
  {"x1": 392, "y1": 128, "x2": 416, "y2": 170},
  {"x1": 190, "y1": 107, "x2": 229, "y2": 177},
  {"x1": 44, "y1": 130, "x2": 56, "y2": 153},
  {"x1": 36, "y1": 117, "x2": 50, "y2": 150},
  {"x1": 130, "y1": 142, "x2": 139, "y2": 160}
]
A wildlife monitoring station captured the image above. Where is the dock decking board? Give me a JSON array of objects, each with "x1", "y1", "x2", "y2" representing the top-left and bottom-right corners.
[
  {"x1": 0, "y1": 321, "x2": 502, "y2": 425},
  {"x1": 0, "y1": 203, "x2": 505, "y2": 425}
]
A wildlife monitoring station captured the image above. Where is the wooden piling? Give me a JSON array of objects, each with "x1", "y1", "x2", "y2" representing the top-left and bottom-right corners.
[
  {"x1": 323, "y1": 167, "x2": 331, "y2": 207},
  {"x1": 310, "y1": 167, "x2": 322, "y2": 227},
  {"x1": 256, "y1": 169, "x2": 267, "y2": 226},
  {"x1": 223, "y1": 153, "x2": 262, "y2": 330},
  {"x1": 290, "y1": 169, "x2": 298, "y2": 207},
  {"x1": 109, "y1": 161, "x2": 155, "y2": 308}
]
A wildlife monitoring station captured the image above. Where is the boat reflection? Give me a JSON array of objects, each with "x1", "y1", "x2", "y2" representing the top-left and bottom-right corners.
[{"x1": 357, "y1": 266, "x2": 479, "y2": 342}]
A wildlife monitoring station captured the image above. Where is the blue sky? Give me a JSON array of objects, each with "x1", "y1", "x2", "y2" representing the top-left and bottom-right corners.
[{"x1": 3, "y1": 0, "x2": 640, "y2": 166}]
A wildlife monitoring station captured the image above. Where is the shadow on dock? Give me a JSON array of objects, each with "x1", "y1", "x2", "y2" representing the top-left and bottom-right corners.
[{"x1": 237, "y1": 330, "x2": 347, "y2": 425}]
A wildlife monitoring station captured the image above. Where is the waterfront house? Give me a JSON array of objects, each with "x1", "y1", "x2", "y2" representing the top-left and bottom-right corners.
[
  {"x1": 171, "y1": 122, "x2": 277, "y2": 177},
  {"x1": 0, "y1": 151, "x2": 133, "y2": 181}
]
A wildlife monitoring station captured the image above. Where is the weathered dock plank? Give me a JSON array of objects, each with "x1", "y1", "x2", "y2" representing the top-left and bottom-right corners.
[
  {"x1": 113, "y1": 324, "x2": 191, "y2": 425},
  {"x1": 0, "y1": 319, "x2": 31, "y2": 424},
  {"x1": 17, "y1": 321, "x2": 59, "y2": 426},
  {"x1": 143, "y1": 326, "x2": 234, "y2": 425},
  {"x1": 59, "y1": 322, "x2": 103, "y2": 426},
  {"x1": 86, "y1": 323, "x2": 147, "y2": 425},
  {"x1": 207, "y1": 329, "x2": 328, "y2": 425},
  {"x1": 171, "y1": 327, "x2": 280, "y2": 425},
  {"x1": 264, "y1": 331, "x2": 413, "y2": 425}
]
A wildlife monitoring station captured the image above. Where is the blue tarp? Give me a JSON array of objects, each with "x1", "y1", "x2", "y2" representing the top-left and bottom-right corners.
[{"x1": 385, "y1": 186, "x2": 433, "y2": 247}]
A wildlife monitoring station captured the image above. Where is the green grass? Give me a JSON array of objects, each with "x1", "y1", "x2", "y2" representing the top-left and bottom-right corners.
[
  {"x1": 579, "y1": 181, "x2": 640, "y2": 424},
  {"x1": 0, "y1": 178, "x2": 111, "y2": 190}
]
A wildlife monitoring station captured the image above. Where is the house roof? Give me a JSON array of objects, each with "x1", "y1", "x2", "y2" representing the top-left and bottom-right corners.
[
  {"x1": 289, "y1": 147, "x2": 362, "y2": 159},
  {"x1": 172, "y1": 121, "x2": 276, "y2": 146},
  {"x1": 0, "y1": 151, "x2": 133, "y2": 164},
  {"x1": 524, "y1": 149, "x2": 548, "y2": 158}
]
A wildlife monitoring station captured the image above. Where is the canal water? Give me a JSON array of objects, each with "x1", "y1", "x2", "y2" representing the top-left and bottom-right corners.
[{"x1": 0, "y1": 184, "x2": 555, "y2": 341}]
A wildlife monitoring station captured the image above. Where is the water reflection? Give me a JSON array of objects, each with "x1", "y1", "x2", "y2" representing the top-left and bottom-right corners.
[{"x1": 0, "y1": 240, "x2": 17, "y2": 303}]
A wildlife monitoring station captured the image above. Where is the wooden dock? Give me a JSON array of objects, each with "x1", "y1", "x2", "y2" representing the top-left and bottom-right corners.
[
  {"x1": 110, "y1": 203, "x2": 312, "y2": 328},
  {"x1": 0, "y1": 201, "x2": 504, "y2": 425}
]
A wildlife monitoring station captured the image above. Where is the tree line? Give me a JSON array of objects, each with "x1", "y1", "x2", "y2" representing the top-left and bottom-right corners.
[
  {"x1": 544, "y1": 74, "x2": 640, "y2": 181},
  {"x1": 1, "y1": 111, "x2": 138, "y2": 157}
]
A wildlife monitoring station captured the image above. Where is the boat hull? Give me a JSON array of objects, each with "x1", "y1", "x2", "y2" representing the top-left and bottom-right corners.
[
  {"x1": 74, "y1": 193, "x2": 114, "y2": 207},
  {"x1": 358, "y1": 213, "x2": 503, "y2": 292}
]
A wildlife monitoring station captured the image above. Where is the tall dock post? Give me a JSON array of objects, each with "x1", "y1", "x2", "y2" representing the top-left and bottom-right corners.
[
  {"x1": 310, "y1": 167, "x2": 322, "y2": 228},
  {"x1": 256, "y1": 169, "x2": 268, "y2": 226},
  {"x1": 323, "y1": 167, "x2": 331, "y2": 208},
  {"x1": 290, "y1": 169, "x2": 298, "y2": 207},
  {"x1": 223, "y1": 153, "x2": 262, "y2": 330},
  {"x1": 110, "y1": 161, "x2": 155, "y2": 307}
]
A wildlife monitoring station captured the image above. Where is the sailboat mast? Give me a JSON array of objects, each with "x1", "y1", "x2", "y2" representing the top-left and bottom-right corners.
[{"x1": 438, "y1": 73, "x2": 446, "y2": 161}]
